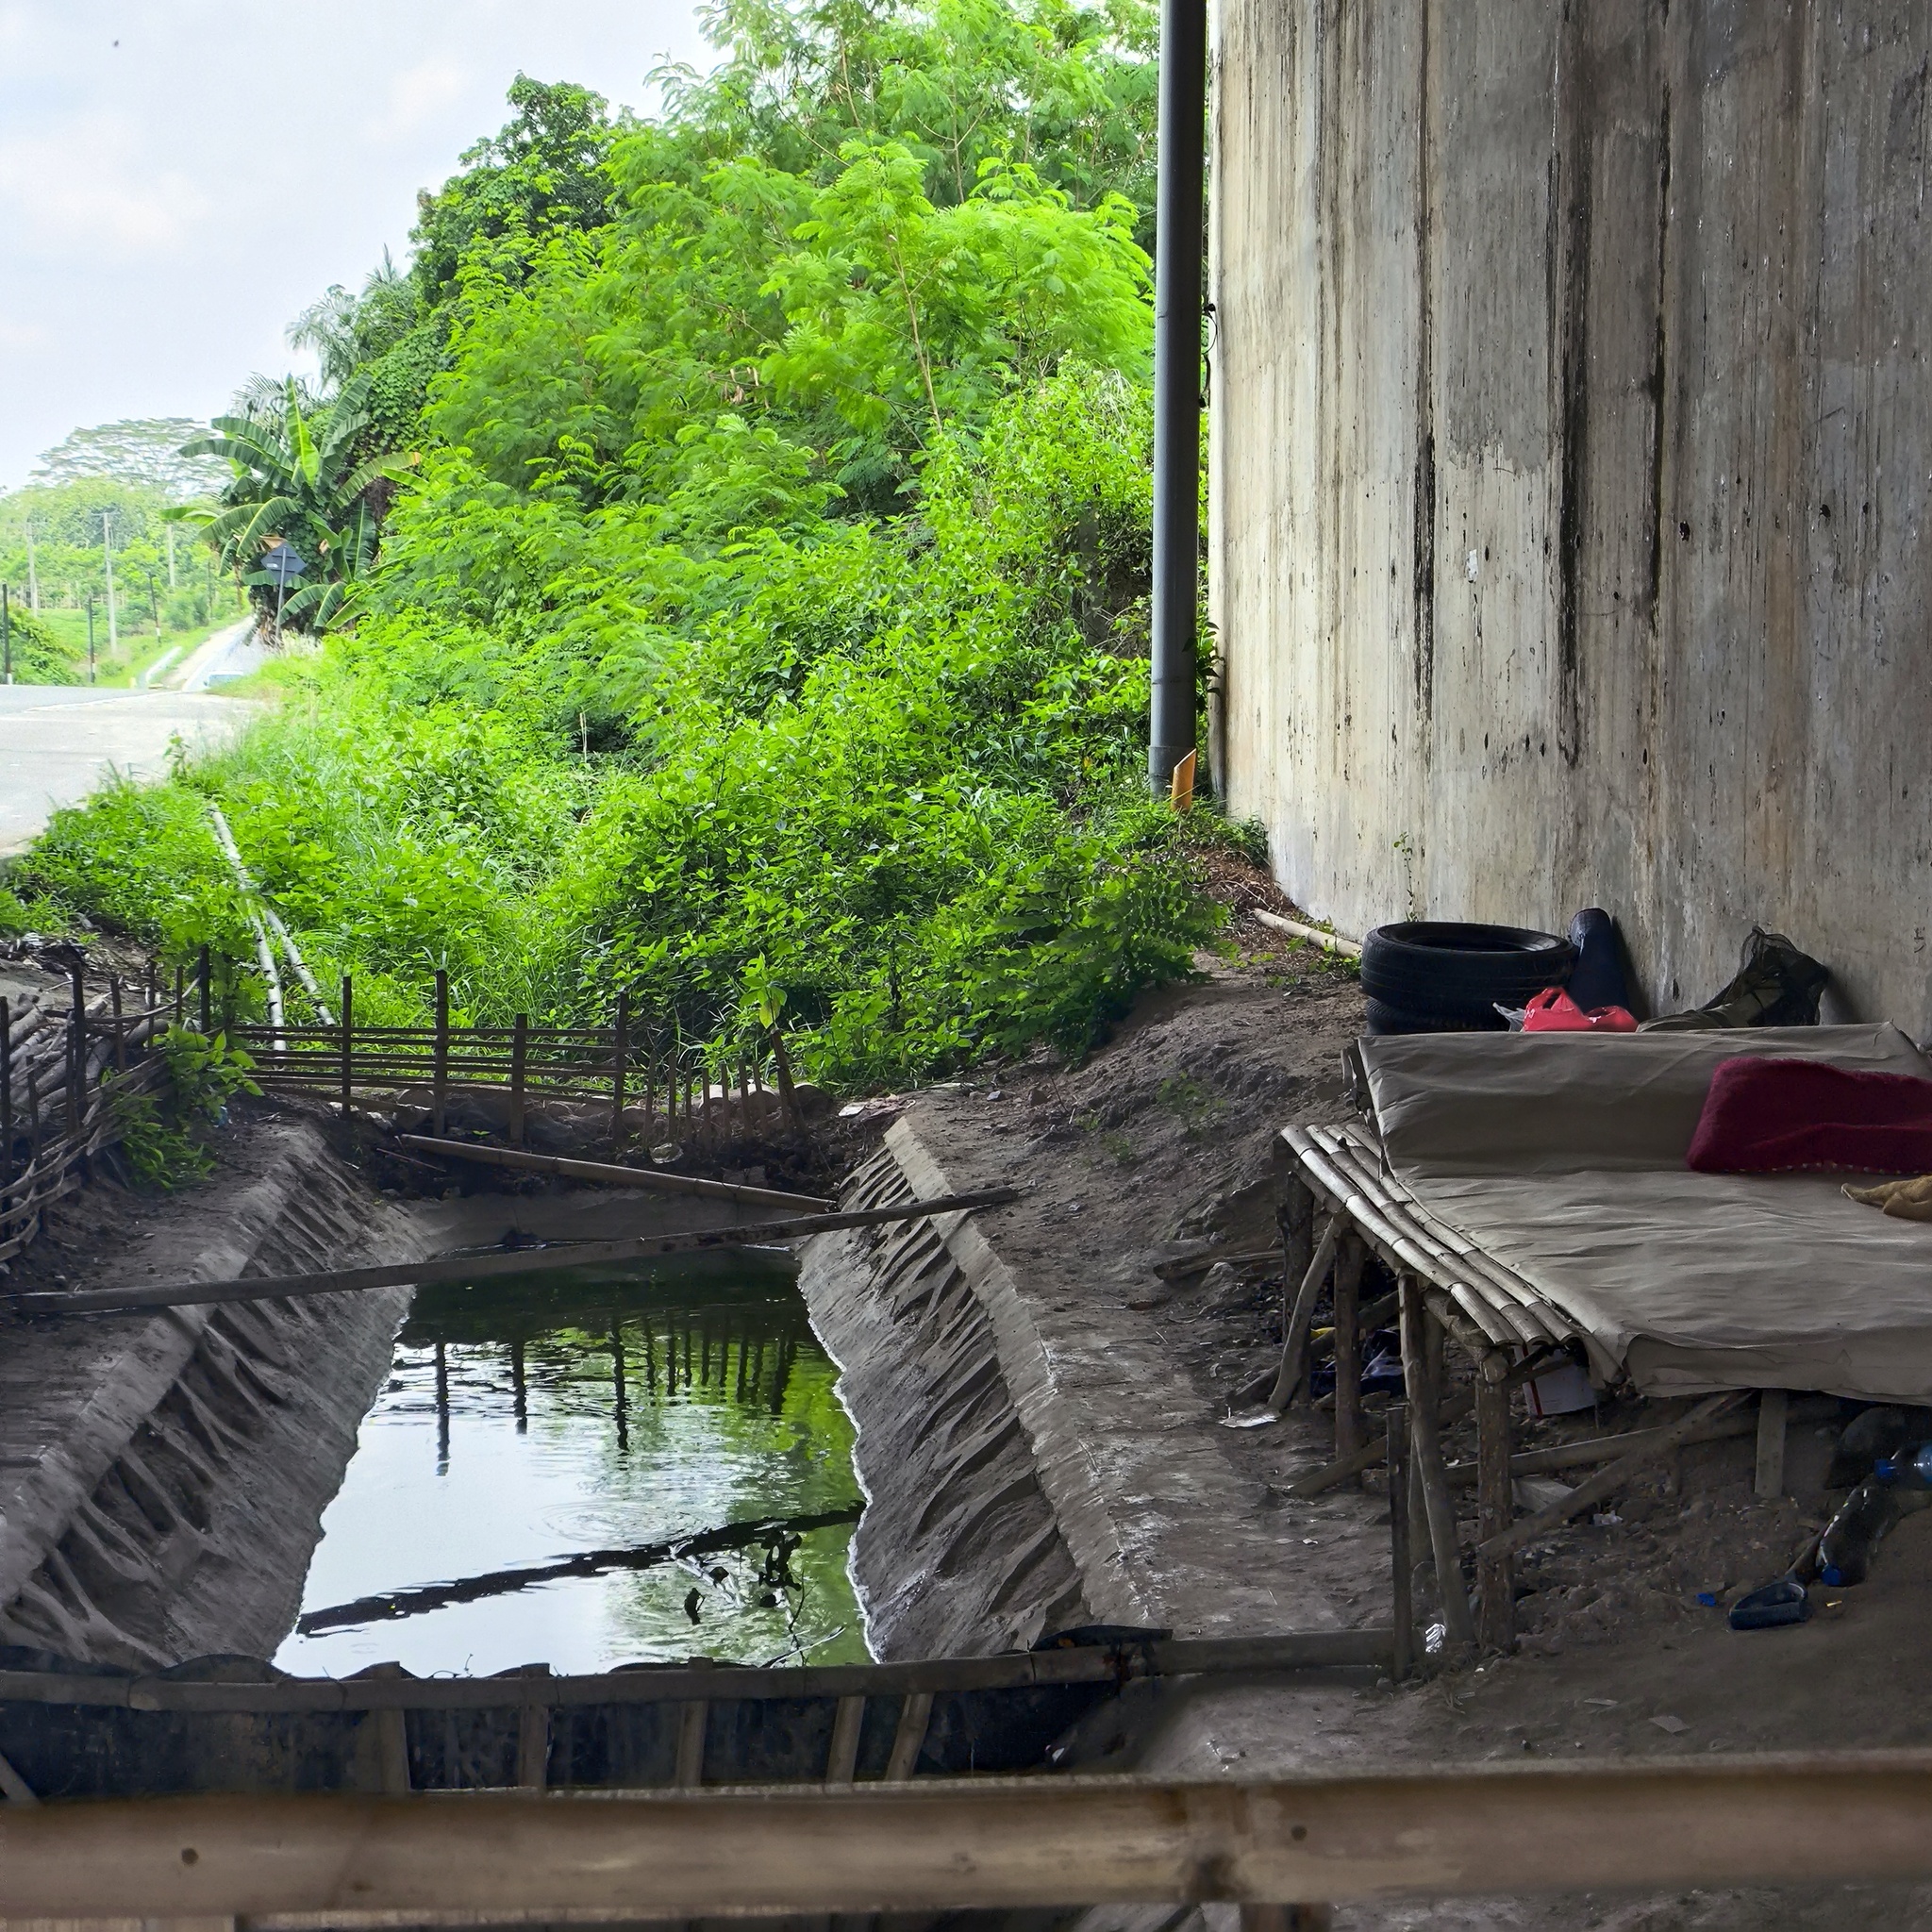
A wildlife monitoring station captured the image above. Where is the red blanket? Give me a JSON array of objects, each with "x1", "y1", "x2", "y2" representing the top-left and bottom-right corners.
[{"x1": 1688, "y1": 1057, "x2": 1932, "y2": 1175}]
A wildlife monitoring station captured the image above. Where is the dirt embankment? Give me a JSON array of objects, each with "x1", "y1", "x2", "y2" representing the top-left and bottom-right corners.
[{"x1": 812, "y1": 908, "x2": 1932, "y2": 1929}]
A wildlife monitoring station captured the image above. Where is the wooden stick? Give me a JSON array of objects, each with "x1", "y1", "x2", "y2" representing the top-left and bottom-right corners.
[
  {"x1": 609, "y1": 991, "x2": 629, "y2": 1153},
  {"x1": 1756, "y1": 1388, "x2": 1789, "y2": 1500},
  {"x1": 1265, "y1": 1213, "x2": 1341, "y2": 1408},
  {"x1": 108, "y1": 976, "x2": 126, "y2": 1074},
  {"x1": 1440, "y1": 1398, "x2": 1838, "y2": 1487},
  {"x1": 392, "y1": 1135, "x2": 832, "y2": 1211},
  {"x1": 1400, "y1": 1276, "x2": 1475, "y2": 1656},
  {"x1": 1283, "y1": 1347, "x2": 1568, "y2": 1497},
  {"x1": 8, "y1": 1186, "x2": 1025, "y2": 1320},
  {"x1": 25, "y1": 1754, "x2": 1932, "y2": 1917},
  {"x1": 0, "y1": 1631, "x2": 1393, "y2": 1716},
  {"x1": 432, "y1": 969, "x2": 449, "y2": 1140},
  {"x1": 1474, "y1": 1359, "x2": 1514, "y2": 1652},
  {"x1": 1475, "y1": 1391, "x2": 1748, "y2": 1564},
  {"x1": 508, "y1": 1014, "x2": 528, "y2": 1145},
  {"x1": 1332, "y1": 1236, "x2": 1366, "y2": 1464},
  {"x1": 339, "y1": 975, "x2": 353, "y2": 1116},
  {"x1": 1387, "y1": 1407, "x2": 1413, "y2": 1680}
]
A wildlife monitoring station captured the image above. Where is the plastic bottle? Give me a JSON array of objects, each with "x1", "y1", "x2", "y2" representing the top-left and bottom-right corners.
[
  {"x1": 1817, "y1": 1479, "x2": 1900, "y2": 1587},
  {"x1": 1873, "y1": 1443, "x2": 1932, "y2": 1490}
]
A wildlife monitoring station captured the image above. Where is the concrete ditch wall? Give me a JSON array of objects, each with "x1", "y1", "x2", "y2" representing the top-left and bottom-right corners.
[
  {"x1": 1210, "y1": 1, "x2": 1932, "y2": 1034},
  {"x1": 0, "y1": 1121, "x2": 418, "y2": 1666}
]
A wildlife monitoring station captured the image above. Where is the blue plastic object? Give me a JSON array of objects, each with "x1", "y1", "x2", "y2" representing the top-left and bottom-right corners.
[
  {"x1": 1566, "y1": 908, "x2": 1632, "y2": 1013},
  {"x1": 1728, "y1": 1575, "x2": 1812, "y2": 1630}
]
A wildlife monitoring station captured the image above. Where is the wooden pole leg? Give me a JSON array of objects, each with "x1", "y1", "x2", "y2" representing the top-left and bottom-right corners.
[
  {"x1": 1400, "y1": 1276, "x2": 1476, "y2": 1659},
  {"x1": 1756, "y1": 1389, "x2": 1789, "y2": 1500},
  {"x1": 1474, "y1": 1353, "x2": 1515, "y2": 1653},
  {"x1": 1387, "y1": 1406, "x2": 1415, "y2": 1680},
  {"x1": 1331, "y1": 1235, "x2": 1366, "y2": 1464}
]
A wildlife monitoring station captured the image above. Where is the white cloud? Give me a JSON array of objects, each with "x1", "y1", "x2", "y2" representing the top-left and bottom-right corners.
[
  {"x1": 367, "y1": 58, "x2": 474, "y2": 144},
  {"x1": 0, "y1": 116, "x2": 209, "y2": 254},
  {"x1": 0, "y1": 0, "x2": 716, "y2": 489}
]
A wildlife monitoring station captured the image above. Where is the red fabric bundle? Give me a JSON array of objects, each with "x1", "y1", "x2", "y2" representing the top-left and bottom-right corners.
[
  {"x1": 1687, "y1": 1057, "x2": 1932, "y2": 1174},
  {"x1": 1521, "y1": 987, "x2": 1639, "y2": 1033}
]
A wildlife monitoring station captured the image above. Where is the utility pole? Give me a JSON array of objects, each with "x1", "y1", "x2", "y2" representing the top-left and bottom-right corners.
[
  {"x1": 25, "y1": 521, "x2": 39, "y2": 613},
  {"x1": 165, "y1": 522, "x2": 176, "y2": 591},
  {"x1": 87, "y1": 594, "x2": 95, "y2": 683},
  {"x1": 145, "y1": 569, "x2": 161, "y2": 641},
  {"x1": 100, "y1": 512, "x2": 119, "y2": 657}
]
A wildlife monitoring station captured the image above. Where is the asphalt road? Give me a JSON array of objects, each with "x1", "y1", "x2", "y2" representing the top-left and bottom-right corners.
[{"x1": 0, "y1": 684, "x2": 254, "y2": 855}]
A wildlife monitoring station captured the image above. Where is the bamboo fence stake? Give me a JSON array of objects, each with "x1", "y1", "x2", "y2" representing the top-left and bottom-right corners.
[
  {"x1": 1388, "y1": 1406, "x2": 1414, "y2": 1680},
  {"x1": 393, "y1": 1135, "x2": 832, "y2": 1211},
  {"x1": 1399, "y1": 1276, "x2": 1476, "y2": 1657},
  {"x1": 508, "y1": 1015, "x2": 528, "y2": 1145},
  {"x1": 109, "y1": 978, "x2": 126, "y2": 1075},
  {"x1": 433, "y1": 971, "x2": 449, "y2": 1140},
  {"x1": 1332, "y1": 1235, "x2": 1365, "y2": 1464},
  {"x1": 339, "y1": 977, "x2": 353, "y2": 1116},
  {"x1": 174, "y1": 965, "x2": 184, "y2": 1027},
  {"x1": 609, "y1": 992, "x2": 629, "y2": 1152},
  {"x1": 1474, "y1": 1357, "x2": 1514, "y2": 1652}
]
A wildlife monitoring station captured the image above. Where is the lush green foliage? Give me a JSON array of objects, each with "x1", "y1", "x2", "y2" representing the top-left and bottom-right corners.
[
  {"x1": 111, "y1": 1028, "x2": 260, "y2": 1191},
  {"x1": 18, "y1": 0, "x2": 1225, "y2": 1088},
  {"x1": 173, "y1": 377, "x2": 412, "y2": 628}
]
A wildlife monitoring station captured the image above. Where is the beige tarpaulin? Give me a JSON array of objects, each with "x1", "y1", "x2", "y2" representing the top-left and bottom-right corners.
[{"x1": 1357, "y1": 1025, "x2": 1932, "y2": 1401}]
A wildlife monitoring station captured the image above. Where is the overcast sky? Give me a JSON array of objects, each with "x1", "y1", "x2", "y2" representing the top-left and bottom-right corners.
[{"x1": 0, "y1": 1, "x2": 713, "y2": 490}]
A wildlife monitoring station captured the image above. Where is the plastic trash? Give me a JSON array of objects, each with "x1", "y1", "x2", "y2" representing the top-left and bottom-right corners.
[
  {"x1": 1520, "y1": 986, "x2": 1638, "y2": 1034},
  {"x1": 1818, "y1": 1477, "x2": 1902, "y2": 1586},
  {"x1": 1873, "y1": 1443, "x2": 1932, "y2": 1490},
  {"x1": 1728, "y1": 1574, "x2": 1812, "y2": 1630},
  {"x1": 1825, "y1": 1407, "x2": 1922, "y2": 1489}
]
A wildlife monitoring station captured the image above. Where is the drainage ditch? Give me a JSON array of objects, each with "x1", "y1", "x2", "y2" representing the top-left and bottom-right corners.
[{"x1": 275, "y1": 1246, "x2": 867, "y2": 1677}]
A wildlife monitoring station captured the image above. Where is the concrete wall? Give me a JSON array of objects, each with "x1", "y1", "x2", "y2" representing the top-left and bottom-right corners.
[{"x1": 1209, "y1": 0, "x2": 1932, "y2": 1034}]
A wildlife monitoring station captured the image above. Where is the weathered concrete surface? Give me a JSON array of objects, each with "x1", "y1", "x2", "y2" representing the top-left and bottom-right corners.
[
  {"x1": 0, "y1": 1119, "x2": 419, "y2": 1664},
  {"x1": 1210, "y1": 1, "x2": 1932, "y2": 1033}
]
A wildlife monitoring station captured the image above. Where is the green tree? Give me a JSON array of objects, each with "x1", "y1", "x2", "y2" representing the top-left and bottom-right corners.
[
  {"x1": 411, "y1": 75, "x2": 627, "y2": 309},
  {"x1": 173, "y1": 375, "x2": 410, "y2": 630}
]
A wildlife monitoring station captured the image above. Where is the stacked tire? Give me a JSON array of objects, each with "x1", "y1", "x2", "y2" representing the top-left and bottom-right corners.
[{"x1": 1360, "y1": 922, "x2": 1574, "y2": 1036}]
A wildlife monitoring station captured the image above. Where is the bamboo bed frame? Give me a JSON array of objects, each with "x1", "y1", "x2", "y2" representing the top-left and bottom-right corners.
[{"x1": 1273, "y1": 1123, "x2": 1793, "y2": 1659}]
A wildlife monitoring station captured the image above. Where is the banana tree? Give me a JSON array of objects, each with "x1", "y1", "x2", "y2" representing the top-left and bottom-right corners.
[{"x1": 168, "y1": 374, "x2": 415, "y2": 632}]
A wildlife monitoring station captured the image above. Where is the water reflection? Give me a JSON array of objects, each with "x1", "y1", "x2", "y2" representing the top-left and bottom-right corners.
[{"x1": 275, "y1": 1250, "x2": 867, "y2": 1679}]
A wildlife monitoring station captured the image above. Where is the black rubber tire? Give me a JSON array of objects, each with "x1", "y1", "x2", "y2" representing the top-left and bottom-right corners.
[{"x1": 1360, "y1": 922, "x2": 1573, "y2": 1024}]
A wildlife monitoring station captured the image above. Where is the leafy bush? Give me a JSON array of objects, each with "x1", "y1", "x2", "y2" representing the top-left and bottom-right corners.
[{"x1": 17, "y1": 8, "x2": 1222, "y2": 1090}]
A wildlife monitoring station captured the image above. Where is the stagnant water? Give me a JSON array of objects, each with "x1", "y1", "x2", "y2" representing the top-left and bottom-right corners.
[{"x1": 274, "y1": 1250, "x2": 868, "y2": 1678}]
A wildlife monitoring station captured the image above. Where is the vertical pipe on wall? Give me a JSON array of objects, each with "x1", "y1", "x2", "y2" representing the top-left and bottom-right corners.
[{"x1": 1149, "y1": 0, "x2": 1208, "y2": 792}]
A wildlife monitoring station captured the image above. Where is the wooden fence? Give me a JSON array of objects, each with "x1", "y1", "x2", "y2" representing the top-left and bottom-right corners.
[
  {"x1": 222, "y1": 966, "x2": 802, "y2": 1151},
  {"x1": 0, "y1": 964, "x2": 169, "y2": 1265}
]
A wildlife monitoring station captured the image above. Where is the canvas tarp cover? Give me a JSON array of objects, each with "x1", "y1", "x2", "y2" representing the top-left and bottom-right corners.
[{"x1": 1356, "y1": 1025, "x2": 1932, "y2": 1401}]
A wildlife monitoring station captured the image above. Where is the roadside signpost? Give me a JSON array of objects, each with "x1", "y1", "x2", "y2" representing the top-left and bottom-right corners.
[{"x1": 259, "y1": 540, "x2": 306, "y2": 647}]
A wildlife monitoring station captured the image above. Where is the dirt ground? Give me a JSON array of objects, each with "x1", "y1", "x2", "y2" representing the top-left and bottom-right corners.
[{"x1": 857, "y1": 883, "x2": 1932, "y2": 1929}]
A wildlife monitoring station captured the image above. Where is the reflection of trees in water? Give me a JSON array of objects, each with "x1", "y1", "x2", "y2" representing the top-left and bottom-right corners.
[{"x1": 405, "y1": 1300, "x2": 816, "y2": 1449}]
